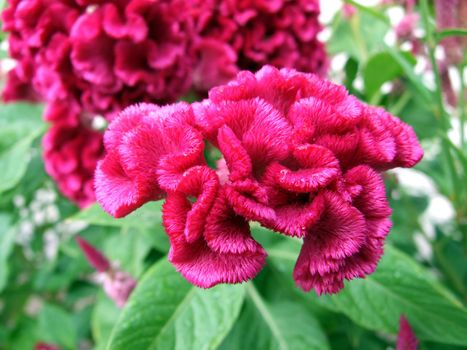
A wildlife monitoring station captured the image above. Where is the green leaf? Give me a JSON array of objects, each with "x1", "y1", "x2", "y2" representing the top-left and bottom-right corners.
[
  {"x1": 104, "y1": 229, "x2": 153, "y2": 277},
  {"x1": 0, "y1": 214, "x2": 15, "y2": 292},
  {"x1": 269, "y1": 241, "x2": 467, "y2": 346},
  {"x1": 107, "y1": 259, "x2": 245, "y2": 350},
  {"x1": 38, "y1": 304, "x2": 77, "y2": 349},
  {"x1": 68, "y1": 201, "x2": 169, "y2": 252},
  {"x1": 0, "y1": 103, "x2": 45, "y2": 193},
  {"x1": 385, "y1": 45, "x2": 433, "y2": 103},
  {"x1": 92, "y1": 292, "x2": 122, "y2": 347},
  {"x1": 220, "y1": 284, "x2": 330, "y2": 350},
  {"x1": 328, "y1": 11, "x2": 389, "y2": 62},
  {"x1": 363, "y1": 51, "x2": 416, "y2": 99}
]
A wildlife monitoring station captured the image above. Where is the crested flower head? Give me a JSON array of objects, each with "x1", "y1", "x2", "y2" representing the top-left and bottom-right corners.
[
  {"x1": 43, "y1": 111, "x2": 104, "y2": 208},
  {"x1": 191, "y1": 0, "x2": 328, "y2": 91},
  {"x1": 2, "y1": 0, "x2": 195, "y2": 105},
  {"x1": 2, "y1": 0, "x2": 196, "y2": 207},
  {"x1": 97, "y1": 66, "x2": 423, "y2": 294}
]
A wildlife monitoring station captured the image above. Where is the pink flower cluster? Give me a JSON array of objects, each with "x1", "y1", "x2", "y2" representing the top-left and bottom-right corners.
[
  {"x1": 96, "y1": 66, "x2": 423, "y2": 294},
  {"x1": 2, "y1": 0, "x2": 327, "y2": 207}
]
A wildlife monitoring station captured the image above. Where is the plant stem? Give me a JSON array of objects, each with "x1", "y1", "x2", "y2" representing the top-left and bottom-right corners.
[
  {"x1": 420, "y1": 0, "x2": 449, "y2": 130},
  {"x1": 420, "y1": 0, "x2": 459, "y2": 198},
  {"x1": 460, "y1": 64, "x2": 466, "y2": 148}
]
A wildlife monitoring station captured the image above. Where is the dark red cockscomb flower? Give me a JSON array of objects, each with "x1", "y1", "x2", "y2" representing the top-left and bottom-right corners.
[
  {"x1": 43, "y1": 118, "x2": 104, "y2": 208},
  {"x1": 96, "y1": 66, "x2": 422, "y2": 294},
  {"x1": 2, "y1": 0, "x2": 196, "y2": 206},
  {"x1": 192, "y1": 0, "x2": 328, "y2": 91},
  {"x1": 3, "y1": 0, "x2": 195, "y2": 105}
]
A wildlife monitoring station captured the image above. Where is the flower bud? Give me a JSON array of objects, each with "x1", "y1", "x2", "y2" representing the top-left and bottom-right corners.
[{"x1": 76, "y1": 236, "x2": 110, "y2": 273}]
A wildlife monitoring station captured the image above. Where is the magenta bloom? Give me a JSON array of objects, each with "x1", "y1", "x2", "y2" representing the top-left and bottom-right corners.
[
  {"x1": 95, "y1": 102, "x2": 205, "y2": 217},
  {"x1": 96, "y1": 66, "x2": 423, "y2": 294},
  {"x1": 192, "y1": 0, "x2": 328, "y2": 91}
]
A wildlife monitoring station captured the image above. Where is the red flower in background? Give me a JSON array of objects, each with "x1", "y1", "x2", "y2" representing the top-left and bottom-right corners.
[
  {"x1": 2, "y1": 0, "x2": 329, "y2": 208},
  {"x1": 2, "y1": 0, "x2": 196, "y2": 207},
  {"x1": 191, "y1": 0, "x2": 328, "y2": 91},
  {"x1": 95, "y1": 66, "x2": 423, "y2": 294}
]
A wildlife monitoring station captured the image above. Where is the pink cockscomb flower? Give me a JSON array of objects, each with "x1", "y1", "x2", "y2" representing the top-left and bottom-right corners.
[
  {"x1": 96, "y1": 66, "x2": 423, "y2": 294},
  {"x1": 191, "y1": 0, "x2": 328, "y2": 91},
  {"x1": 95, "y1": 102, "x2": 205, "y2": 218}
]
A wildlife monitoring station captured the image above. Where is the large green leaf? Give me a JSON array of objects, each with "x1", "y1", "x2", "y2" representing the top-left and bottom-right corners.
[
  {"x1": 363, "y1": 51, "x2": 416, "y2": 99},
  {"x1": 92, "y1": 292, "x2": 122, "y2": 348},
  {"x1": 269, "y1": 241, "x2": 467, "y2": 346},
  {"x1": 104, "y1": 229, "x2": 153, "y2": 277},
  {"x1": 106, "y1": 259, "x2": 245, "y2": 350},
  {"x1": 0, "y1": 214, "x2": 14, "y2": 292},
  {"x1": 328, "y1": 12, "x2": 389, "y2": 62},
  {"x1": 0, "y1": 103, "x2": 45, "y2": 193},
  {"x1": 219, "y1": 284, "x2": 330, "y2": 350},
  {"x1": 69, "y1": 201, "x2": 169, "y2": 251},
  {"x1": 38, "y1": 304, "x2": 77, "y2": 350}
]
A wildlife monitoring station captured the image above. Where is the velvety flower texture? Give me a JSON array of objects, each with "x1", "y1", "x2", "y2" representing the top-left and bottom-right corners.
[
  {"x1": 97, "y1": 66, "x2": 423, "y2": 294},
  {"x1": 192, "y1": 0, "x2": 328, "y2": 91}
]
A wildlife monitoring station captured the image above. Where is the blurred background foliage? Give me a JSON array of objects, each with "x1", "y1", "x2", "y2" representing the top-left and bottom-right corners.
[{"x1": 0, "y1": 0, "x2": 467, "y2": 349}]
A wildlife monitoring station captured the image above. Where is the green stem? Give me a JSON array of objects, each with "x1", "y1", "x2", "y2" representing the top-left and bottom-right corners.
[
  {"x1": 460, "y1": 64, "x2": 466, "y2": 148},
  {"x1": 350, "y1": 16, "x2": 368, "y2": 62},
  {"x1": 420, "y1": 0, "x2": 449, "y2": 130},
  {"x1": 420, "y1": 0, "x2": 459, "y2": 198},
  {"x1": 433, "y1": 239, "x2": 467, "y2": 301},
  {"x1": 389, "y1": 90, "x2": 412, "y2": 116}
]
